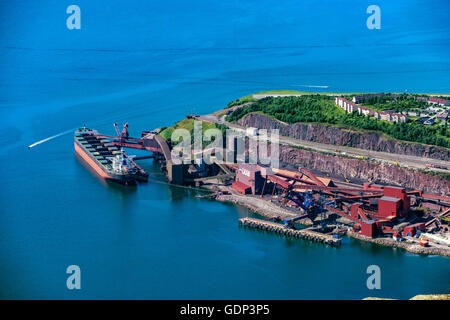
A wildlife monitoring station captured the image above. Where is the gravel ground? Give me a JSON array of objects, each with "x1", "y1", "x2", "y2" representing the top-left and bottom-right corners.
[
  {"x1": 217, "y1": 193, "x2": 314, "y2": 225},
  {"x1": 348, "y1": 231, "x2": 450, "y2": 257}
]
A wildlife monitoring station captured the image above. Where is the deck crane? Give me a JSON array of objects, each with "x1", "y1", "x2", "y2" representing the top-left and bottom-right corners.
[
  {"x1": 113, "y1": 122, "x2": 129, "y2": 140},
  {"x1": 96, "y1": 123, "x2": 163, "y2": 152}
]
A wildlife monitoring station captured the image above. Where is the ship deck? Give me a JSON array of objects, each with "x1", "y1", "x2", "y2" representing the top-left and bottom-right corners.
[{"x1": 75, "y1": 132, "x2": 121, "y2": 171}]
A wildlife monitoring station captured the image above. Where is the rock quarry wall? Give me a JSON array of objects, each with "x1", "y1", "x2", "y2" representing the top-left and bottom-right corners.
[
  {"x1": 237, "y1": 113, "x2": 450, "y2": 161},
  {"x1": 276, "y1": 144, "x2": 449, "y2": 195}
]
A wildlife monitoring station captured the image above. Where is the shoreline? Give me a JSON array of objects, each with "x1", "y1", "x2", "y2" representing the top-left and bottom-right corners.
[
  {"x1": 203, "y1": 183, "x2": 450, "y2": 258},
  {"x1": 347, "y1": 231, "x2": 450, "y2": 257},
  {"x1": 181, "y1": 93, "x2": 450, "y2": 258}
]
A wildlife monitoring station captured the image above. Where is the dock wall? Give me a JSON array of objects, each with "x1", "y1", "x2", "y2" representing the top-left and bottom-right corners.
[{"x1": 239, "y1": 217, "x2": 341, "y2": 246}]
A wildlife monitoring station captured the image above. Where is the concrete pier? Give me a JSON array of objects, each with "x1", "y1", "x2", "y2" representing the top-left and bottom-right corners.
[{"x1": 239, "y1": 217, "x2": 342, "y2": 246}]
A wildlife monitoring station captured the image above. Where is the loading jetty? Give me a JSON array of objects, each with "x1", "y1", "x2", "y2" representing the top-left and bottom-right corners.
[
  {"x1": 238, "y1": 217, "x2": 342, "y2": 246},
  {"x1": 80, "y1": 121, "x2": 450, "y2": 256}
]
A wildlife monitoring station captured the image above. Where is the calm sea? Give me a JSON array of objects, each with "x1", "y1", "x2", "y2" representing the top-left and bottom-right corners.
[{"x1": 0, "y1": 0, "x2": 449, "y2": 299}]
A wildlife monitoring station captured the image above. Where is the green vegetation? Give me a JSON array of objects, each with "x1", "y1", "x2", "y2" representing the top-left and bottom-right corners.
[
  {"x1": 362, "y1": 94, "x2": 428, "y2": 112},
  {"x1": 419, "y1": 170, "x2": 450, "y2": 180},
  {"x1": 160, "y1": 118, "x2": 228, "y2": 146},
  {"x1": 226, "y1": 95, "x2": 450, "y2": 148},
  {"x1": 227, "y1": 95, "x2": 257, "y2": 108},
  {"x1": 226, "y1": 90, "x2": 362, "y2": 108}
]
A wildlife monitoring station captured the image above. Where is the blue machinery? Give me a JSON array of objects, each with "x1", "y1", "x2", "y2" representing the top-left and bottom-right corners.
[{"x1": 281, "y1": 191, "x2": 335, "y2": 229}]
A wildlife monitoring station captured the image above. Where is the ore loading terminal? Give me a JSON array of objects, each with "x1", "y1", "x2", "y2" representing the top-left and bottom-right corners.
[{"x1": 75, "y1": 122, "x2": 450, "y2": 255}]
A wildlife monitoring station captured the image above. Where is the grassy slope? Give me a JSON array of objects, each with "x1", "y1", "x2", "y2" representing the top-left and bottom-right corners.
[{"x1": 160, "y1": 118, "x2": 226, "y2": 143}]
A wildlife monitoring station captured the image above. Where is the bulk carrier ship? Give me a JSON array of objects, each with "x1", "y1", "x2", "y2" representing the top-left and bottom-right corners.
[{"x1": 74, "y1": 127, "x2": 148, "y2": 185}]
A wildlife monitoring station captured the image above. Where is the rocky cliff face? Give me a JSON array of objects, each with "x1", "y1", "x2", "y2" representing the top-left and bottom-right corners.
[
  {"x1": 238, "y1": 113, "x2": 450, "y2": 161},
  {"x1": 277, "y1": 145, "x2": 449, "y2": 195}
]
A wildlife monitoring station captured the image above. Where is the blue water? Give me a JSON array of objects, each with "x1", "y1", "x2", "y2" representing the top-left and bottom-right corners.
[{"x1": 0, "y1": 0, "x2": 449, "y2": 299}]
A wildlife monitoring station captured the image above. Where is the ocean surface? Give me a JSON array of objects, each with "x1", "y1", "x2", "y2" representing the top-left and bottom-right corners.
[{"x1": 0, "y1": 0, "x2": 449, "y2": 299}]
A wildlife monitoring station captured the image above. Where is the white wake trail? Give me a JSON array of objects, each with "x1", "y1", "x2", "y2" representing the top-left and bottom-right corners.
[
  {"x1": 293, "y1": 84, "x2": 330, "y2": 88},
  {"x1": 28, "y1": 128, "x2": 76, "y2": 149}
]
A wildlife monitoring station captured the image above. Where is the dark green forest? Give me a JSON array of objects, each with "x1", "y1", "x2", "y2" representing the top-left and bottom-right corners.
[{"x1": 361, "y1": 94, "x2": 428, "y2": 112}]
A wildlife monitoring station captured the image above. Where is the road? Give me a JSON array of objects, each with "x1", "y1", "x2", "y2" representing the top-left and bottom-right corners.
[{"x1": 197, "y1": 113, "x2": 450, "y2": 173}]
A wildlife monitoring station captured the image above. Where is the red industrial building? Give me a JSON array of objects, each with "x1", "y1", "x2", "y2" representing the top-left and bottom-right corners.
[
  {"x1": 383, "y1": 186, "x2": 410, "y2": 212},
  {"x1": 378, "y1": 196, "x2": 402, "y2": 218},
  {"x1": 230, "y1": 164, "x2": 427, "y2": 239},
  {"x1": 377, "y1": 187, "x2": 410, "y2": 219},
  {"x1": 403, "y1": 223, "x2": 426, "y2": 237},
  {"x1": 233, "y1": 164, "x2": 265, "y2": 195},
  {"x1": 232, "y1": 180, "x2": 252, "y2": 195},
  {"x1": 353, "y1": 186, "x2": 412, "y2": 237},
  {"x1": 365, "y1": 185, "x2": 410, "y2": 220},
  {"x1": 360, "y1": 220, "x2": 377, "y2": 238}
]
